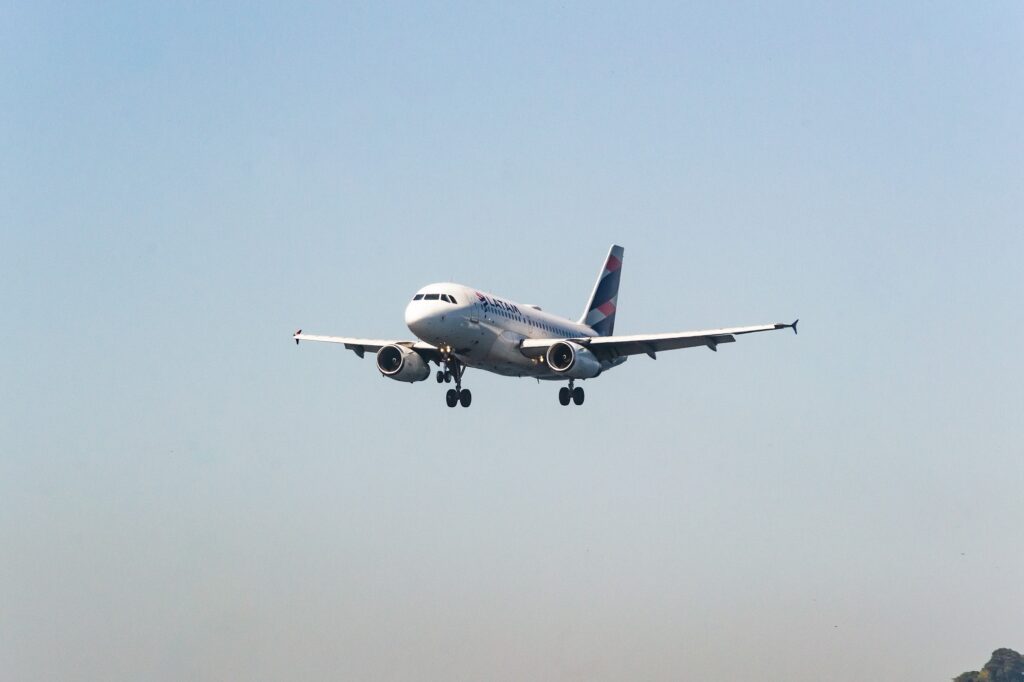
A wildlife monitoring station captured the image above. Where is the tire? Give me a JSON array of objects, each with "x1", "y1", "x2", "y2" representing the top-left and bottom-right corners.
[
  {"x1": 459, "y1": 389, "x2": 472, "y2": 408},
  {"x1": 436, "y1": 371, "x2": 444, "y2": 384},
  {"x1": 572, "y1": 387, "x2": 585, "y2": 406},
  {"x1": 558, "y1": 387, "x2": 571, "y2": 406},
  {"x1": 444, "y1": 372, "x2": 452, "y2": 383},
  {"x1": 445, "y1": 389, "x2": 459, "y2": 408}
]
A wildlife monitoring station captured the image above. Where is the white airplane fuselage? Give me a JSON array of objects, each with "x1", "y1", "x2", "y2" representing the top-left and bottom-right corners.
[
  {"x1": 294, "y1": 243, "x2": 795, "y2": 408},
  {"x1": 404, "y1": 282, "x2": 618, "y2": 379}
]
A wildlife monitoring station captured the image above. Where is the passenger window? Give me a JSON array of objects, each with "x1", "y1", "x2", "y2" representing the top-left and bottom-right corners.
[
  {"x1": 425, "y1": 293, "x2": 439, "y2": 300},
  {"x1": 413, "y1": 294, "x2": 423, "y2": 300}
]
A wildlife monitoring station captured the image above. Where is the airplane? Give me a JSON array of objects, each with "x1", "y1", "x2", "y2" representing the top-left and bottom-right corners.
[{"x1": 293, "y1": 244, "x2": 797, "y2": 408}]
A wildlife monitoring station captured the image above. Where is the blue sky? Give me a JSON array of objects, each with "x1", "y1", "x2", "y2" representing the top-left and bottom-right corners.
[{"x1": 2, "y1": 2, "x2": 1022, "y2": 680}]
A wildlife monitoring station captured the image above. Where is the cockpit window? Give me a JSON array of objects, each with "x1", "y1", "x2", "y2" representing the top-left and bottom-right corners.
[{"x1": 416, "y1": 292, "x2": 458, "y2": 303}]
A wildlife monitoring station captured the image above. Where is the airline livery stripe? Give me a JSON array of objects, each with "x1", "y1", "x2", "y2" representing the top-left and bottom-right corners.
[{"x1": 589, "y1": 269, "x2": 621, "y2": 312}]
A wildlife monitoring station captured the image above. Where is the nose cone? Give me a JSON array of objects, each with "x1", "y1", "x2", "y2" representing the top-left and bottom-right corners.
[
  {"x1": 406, "y1": 287, "x2": 463, "y2": 342},
  {"x1": 405, "y1": 300, "x2": 445, "y2": 341}
]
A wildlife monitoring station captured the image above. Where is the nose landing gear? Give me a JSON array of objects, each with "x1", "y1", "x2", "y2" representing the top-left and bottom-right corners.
[
  {"x1": 442, "y1": 355, "x2": 471, "y2": 408},
  {"x1": 558, "y1": 379, "x2": 585, "y2": 406}
]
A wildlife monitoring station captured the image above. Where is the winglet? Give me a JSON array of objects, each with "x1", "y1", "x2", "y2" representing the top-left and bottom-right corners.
[
  {"x1": 294, "y1": 328, "x2": 302, "y2": 345},
  {"x1": 791, "y1": 319, "x2": 799, "y2": 335}
]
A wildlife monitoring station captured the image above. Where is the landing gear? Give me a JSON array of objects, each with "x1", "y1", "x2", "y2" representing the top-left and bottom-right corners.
[
  {"x1": 445, "y1": 387, "x2": 472, "y2": 408},
  {"x1": 558, "y1": 380, "x2": 585, "y2": 406},
  {"x1": 441, "y1": 355, "x2": 471, "y2": 408}
]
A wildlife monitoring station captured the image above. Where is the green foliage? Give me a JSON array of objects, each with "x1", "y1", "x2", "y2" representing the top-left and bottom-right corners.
[{"x1": 954, "y1": 649, "x2": 1023, "y2": 682}]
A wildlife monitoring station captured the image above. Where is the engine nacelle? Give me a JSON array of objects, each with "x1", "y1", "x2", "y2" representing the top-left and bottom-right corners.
[
  {"x1": 376, "y1": 344, "x2": 430, "y2": 382},
  {"x1": 545, "y1": 341, "x2": 602, "y2": 379}
]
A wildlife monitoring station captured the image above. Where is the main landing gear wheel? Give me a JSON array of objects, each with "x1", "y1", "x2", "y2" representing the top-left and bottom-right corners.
[
  {"x1": 445, "y1": 389, "x2": 471, "y2": 408},
  {"x1": 559, "y1": 380, "x2": 585, "y2": 406}
]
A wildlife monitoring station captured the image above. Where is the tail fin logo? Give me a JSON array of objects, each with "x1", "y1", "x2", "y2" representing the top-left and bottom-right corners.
[{"x1": 581, "y1": 245, "x2": 624, "y2": 336}]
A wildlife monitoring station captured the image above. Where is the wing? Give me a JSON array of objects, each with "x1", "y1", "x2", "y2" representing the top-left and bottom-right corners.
[
  {"x1": 520, "y1": 320, "x2": 798, "y2": 360},
  {"x1": 292, "y1": 330, "x2": 442, "y2": 362}
]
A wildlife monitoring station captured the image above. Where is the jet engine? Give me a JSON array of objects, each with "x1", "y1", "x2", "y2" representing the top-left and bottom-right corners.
[
  {"x1": 376, "y1": 344, "x2": 430, "y2": 382},
  {"x1": 545, "y1": 341, "x2": 602, "y2": 379}
]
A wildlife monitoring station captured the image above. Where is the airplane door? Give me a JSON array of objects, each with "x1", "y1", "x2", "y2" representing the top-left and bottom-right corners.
[{"x1": 462, "y1": 302, "x2": 493, "y2": 359}]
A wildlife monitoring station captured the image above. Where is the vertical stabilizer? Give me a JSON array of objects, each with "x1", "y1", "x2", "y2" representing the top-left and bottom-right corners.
[{"x1": 580, "y1": 244, "x2": 624, "y2": 336}]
